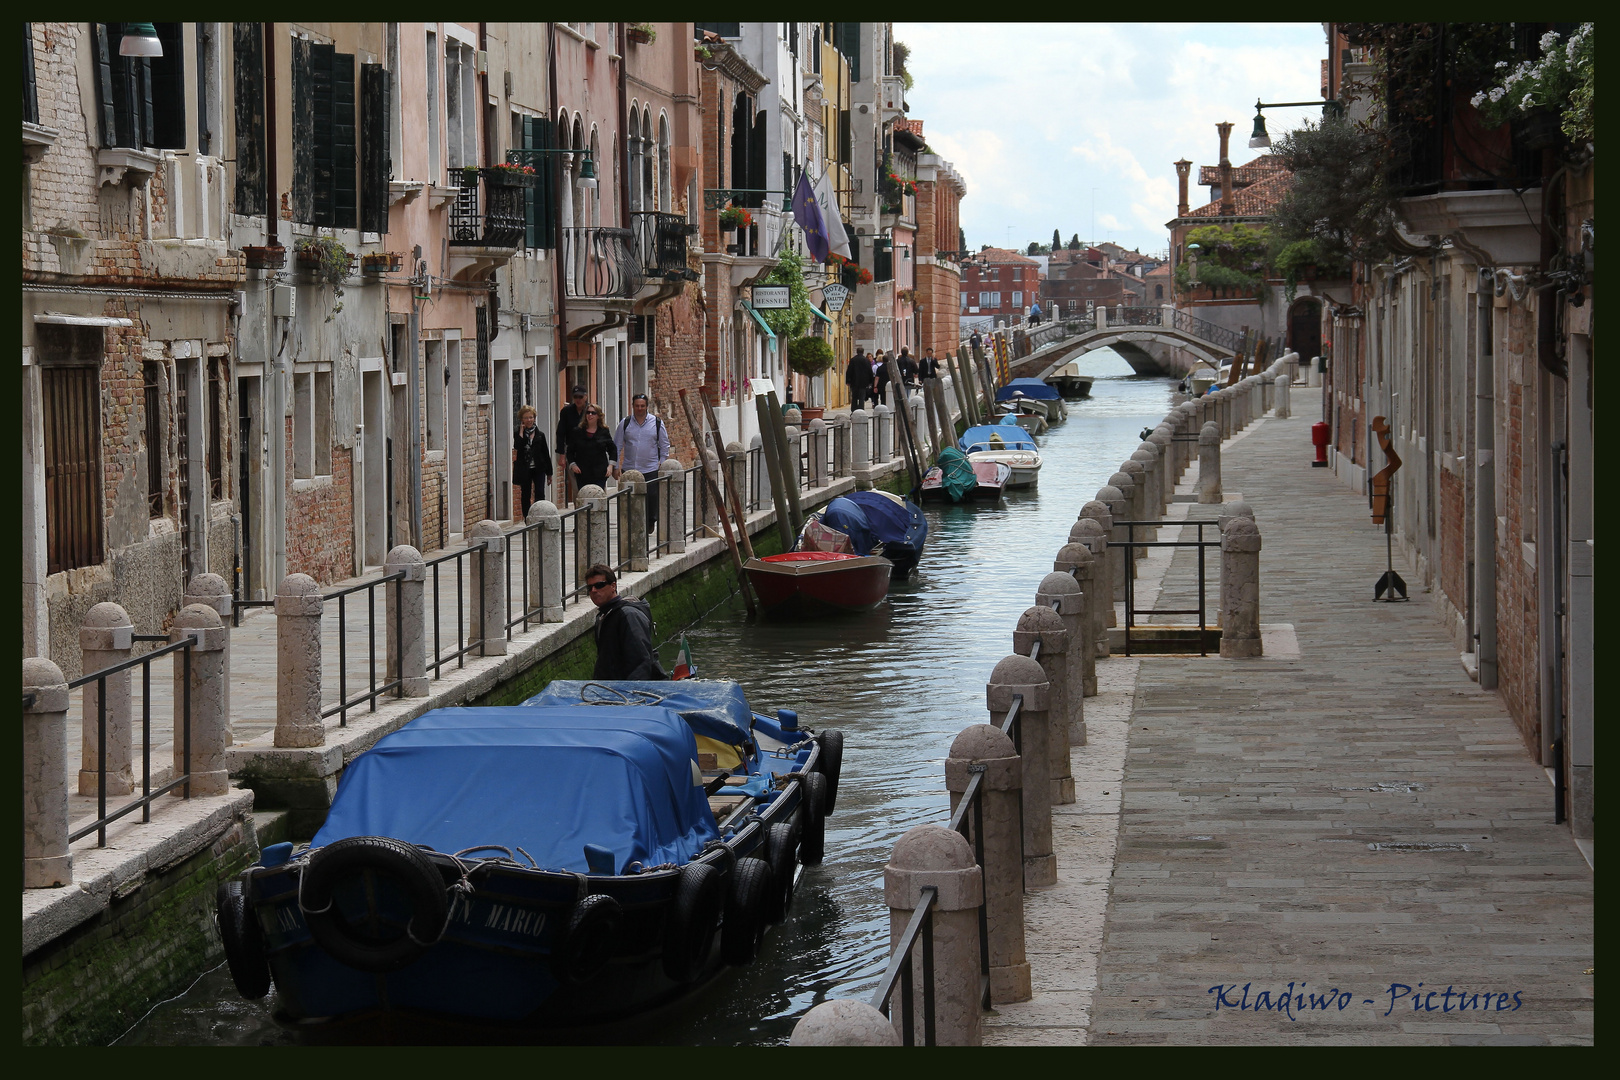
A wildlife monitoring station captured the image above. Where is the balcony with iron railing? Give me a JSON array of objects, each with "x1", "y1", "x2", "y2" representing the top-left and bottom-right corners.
[
  {"x1": 630, "y1": 211, "x2": 699, "y2": 282},
  {"x1": 447, "y1": 166, "x2": 533, "y2": 280},
  {"x1": 561, "y1": 227, "x2": 643, "y2": 300}
]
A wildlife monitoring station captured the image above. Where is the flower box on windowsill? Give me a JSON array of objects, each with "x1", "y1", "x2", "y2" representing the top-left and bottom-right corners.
[
  {"x1": 361, "y1": 252, "x2": 403, "y2": 273},
  {"x1": 628, "y1": 26, "x2": 655, "y2": 45},
  {"x1": 242, "y1": 245, "x2": 286, "y2": 270},
  {"x1": 478, "y1": 165, "x2": 539, "y2": 189}
]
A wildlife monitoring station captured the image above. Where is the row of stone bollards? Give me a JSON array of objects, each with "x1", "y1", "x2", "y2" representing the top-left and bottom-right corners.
[{"x1": 792, "y1": 353, "x2": 1293, "y2": 1043}]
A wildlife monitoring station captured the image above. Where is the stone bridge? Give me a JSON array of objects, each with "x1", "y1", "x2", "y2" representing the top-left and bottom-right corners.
[{"x1": 1004, "y1": 306, "x2": 1244, "y2": 381}]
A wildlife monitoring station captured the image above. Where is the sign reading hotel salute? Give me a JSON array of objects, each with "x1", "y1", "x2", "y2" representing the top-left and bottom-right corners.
[
  {"x1": 752, "y1": 286, "x2": 791, "y2": 309},
  {"x1": 822, "y1": 283, "x2": 849, "y2": 312}
]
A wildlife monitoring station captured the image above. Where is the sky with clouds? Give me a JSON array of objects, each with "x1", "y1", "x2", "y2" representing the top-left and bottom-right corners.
[{"x1": 894, "y1": 22, "x2": 1328, "y2": 258}]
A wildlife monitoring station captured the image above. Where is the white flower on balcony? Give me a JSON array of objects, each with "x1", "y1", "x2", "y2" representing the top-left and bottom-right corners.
[
  {"x1": 1489, "y1": 86, "x2": 1507, "y2": 103},
  {"x1": 1539, "y1": 29, "x2": 1560, "y2": 53}
]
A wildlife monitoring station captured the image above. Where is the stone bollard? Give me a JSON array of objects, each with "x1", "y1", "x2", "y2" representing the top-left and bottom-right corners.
[
  {"x1": 78, "y1": 602, "x2": 134, "y2": 796},
  {"x1": 1095, "y1": 485, "x2": 1129, "y2": 613},
  {"x1": 1198, "y1": 421, "x2": 1223, "y2": 504},
  {"x1": 1015, "y1": 606, "x2": 1074, "y2": 804},
  {"x1": 525, "y1": 502, "x2": 565, "y2": 620},
  {"x1": 169, "y1": 603, "x2": 229, "y2": 795},
  {"x1": 1067, "y1": 518, "x2": 1111, "y2": 657},
  {"x1": 872, "y1": 404, "x2": 893, "y2": 464},
  {"x1": 658, "y1": 458, "x2": 687, "y2": 554},
  {"x1": 910, "y1": 392, "x2": 928, "y2": 453},
  {"x1": 1150, "y1": 426, "x2": 1175, "y2": 505},
  {"x1": 1217, "y1": 500, "x2": 1254, "y2": 534},
  {"x1": 1261, "y1": 370, "x2": 1274, "y2": 412},
  {"x1": 808, "y1": 419, "x2": 828, "y2": 487},
  {"x1": 1045, "y1": 556, "x2": 1095, "y2": 706},
  {"x1": 1131, "y1": 445, "x2": 1160, "y2": 540},
  {"x1": 987, "y1": 654, "x2": 1055, "y2": 888},
  {"x1": 1220, "y1": 517, "x2": 1263, "y2": 658},
  {"x1": 831, "y1": 419, "x2": 852, "y2": 480},
  {"x1": 790, "y1": 1000, "x2": 902, "y2": 1046},
  {"x1": 467, "y1": 520, "x2": 508, "y2": 657},
  {"x1": 1308, "y1": 355, "x2": 1322, "y2": 388},
  {"x1": 622, "y1": 470, "x2": 649, "y2": 571},
  {"x1": 184, "y1": 574, "x2": 233, "y2": 724},
  {"x1": 385, "y1": 545, "x2": 429, "y2": 696},
  {"x1": 1116, "y1": 465, "x2": 1148, "y2": 567},
  {"x1": 725, "y1": 440, "x2": 746, "y2": 511},
  {"x1": 945, "y1": 724, "x2": 1029, "y2": 1004},
  {"x1": 24, "y1": 657, "x2": 73, "y2": 888},
  {"x1": 275, "y1": 574, "x2": 325, "y2": 748},
  {"x1": 884, "y1": 825, "x2": 985, "y2": 1045},
  {"x1": 850, "y1": 409, "x2": 872, "y2": 489},
  {"x1": 1274, "y1": 372, "x2": 1292, "y2": 419}
]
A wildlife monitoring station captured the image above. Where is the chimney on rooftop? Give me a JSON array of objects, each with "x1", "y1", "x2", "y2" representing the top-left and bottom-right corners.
[
  {"x1": 1216, "y1": 123, "x2": 1234, "y2": 217},
  {"x1": 1174, "y1": 158, "x2": 1192, "y2": 218}
]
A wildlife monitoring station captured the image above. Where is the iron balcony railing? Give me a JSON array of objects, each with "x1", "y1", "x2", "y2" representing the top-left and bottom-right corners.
[
  {"x1": 449, "y1": 168, "x2": 530, "y2": 249},
  {"x1": 630, "y1": 211, "x2": 697, "y2": 280},
  {"x1": 562, "y1": 226, "x2": 644, "y2": 299}
]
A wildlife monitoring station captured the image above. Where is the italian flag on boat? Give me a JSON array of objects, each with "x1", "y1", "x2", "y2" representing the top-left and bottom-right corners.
[{"x1": 671, "y1": 637, "x2": 695, "y2": 680}]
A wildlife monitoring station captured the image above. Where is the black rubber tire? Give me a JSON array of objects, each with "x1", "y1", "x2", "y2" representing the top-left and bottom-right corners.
[
  {"x1": 798, "y1": 771, "x2": 828, "y2": 866},
  {"x1": 816, "y1": 729, "x2": 845, "y2": 815},
  {"x1": 761, "y1": 821, "x2": 799, "y2": 923},
  {"x1": 660, "y1": 862, "x2": 723, "y2": 984},
  {"x1": 215, "y1": 880, "x2": 271, "y2": 999},
  {"x1": 301, "y1": 836, "x2": 449, "y2": 973},
  {"x1": 551, "y1": 893, "x2": 623, "y2": 985},
  {"x1": 720, "y1": 857, "x2": 771, "y2": 966}
]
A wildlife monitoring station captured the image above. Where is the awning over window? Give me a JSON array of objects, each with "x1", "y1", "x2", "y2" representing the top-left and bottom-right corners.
[
  {"x1": 808, "y1": 305, "x2": 834, "y2": 325},
  {"x1": 741, "y1": 301, "x2": 777, "y2": 350}
]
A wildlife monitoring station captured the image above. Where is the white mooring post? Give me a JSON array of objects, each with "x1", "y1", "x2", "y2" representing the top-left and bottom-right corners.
[
  {"x1": 1198, "y1": 421, "x2": 1223, "y2": 504},
  {"x1": 467, "y1": 520, "x2": 508, "y2": 657},
  {"x1": 23, "y1": 657, "x2": 72, "y2": 888},
  {"x1": 275, "y1": 573, "x2": 324, "y2": 748},
  {"x1": 170, "y1": 603, "x2": 229, "y2": 796},
  {"x1": 1220, "y1": 517, "x2": 1264, "y2": 658},
  {"x1": 385, "y1": 545, "x2": 429, "y2": 695}
]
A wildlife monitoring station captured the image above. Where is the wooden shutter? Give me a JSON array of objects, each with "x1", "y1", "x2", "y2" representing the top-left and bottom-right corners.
[
  {"x1": 23, "y1": 24, "x2": 38, "y2": 125},
  {"x1": 331, "y1": 51, "x2": 357, "y2": 228},
  {"x1": 43, "y1": 365, "x2": 104, "y2": 575},
  {"x1": 309, "y1": 42, "x2": 335, "y2": 226},
  {"x1": 290, "y1": 36, "x2": 315, "y2": 223},
  {"x1": 90, "y1": 23, "x2": 117, "y2": 146},
  {"x1": 149, "y1": 23, "x2": 186, "y2": 149},
  {"x1": 359, "y1": 62, "x2": 390, "y2": 234},
  {"x1": 838, "y1": 23, "x2": 861, "y2": 81},
  {"x1": 528, "y1": 115, "x2": 556, "y2": 250},
  {"x1": 232, "y1": 24, "x2": 266, "y2": 215},
  {"x1": 750, "y1": 109, "x2": 767, "y2": 208}
]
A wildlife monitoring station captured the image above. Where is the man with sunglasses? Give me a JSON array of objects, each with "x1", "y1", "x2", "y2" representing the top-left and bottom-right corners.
[{"x1": 585, "y1": 563, "x2": 665, "y2": 680}]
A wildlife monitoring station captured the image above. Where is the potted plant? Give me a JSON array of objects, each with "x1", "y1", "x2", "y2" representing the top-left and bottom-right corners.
[
  {"x1": 788, "y1": 336, "x2": 835, "y2": 417},
  {"x1": 718, "y1": 205, "x2": 751, "y2": 254},
  {"x1": 294, "y1": 236, "x2": 353, "y2": 284},
  {"x1": 242, "y1": 244, "x2": 286, "y2": 270},
  {"x1": 628, "y1": 22, "x2": 656, "y2": 45},
  {"x1": 481, "y1": 161, "x2": 539, "y2": 187},
  {"x1": 361, "y1": 252, "x2": 403, "y2": 274}
]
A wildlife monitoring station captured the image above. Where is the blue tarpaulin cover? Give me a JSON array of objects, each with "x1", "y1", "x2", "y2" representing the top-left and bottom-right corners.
[
  {"x1": 959, "y1": 424, "x2": 1038, "y2": 453},
  {"x1": 311, "y1": 705, "x2": 720, "y2": 874},
  {"x1": 524, "y1": 680, "x2": 755, "y2": 749},
  {"x1": 816, "y1": 496, "x2": 880, "y2": 557},
  {"x1": 839, "y1": 490, "x2": 927, "y2": 553},
  {"x1": 996, "y1": 378, "x2": 1061, "y2": 401}
]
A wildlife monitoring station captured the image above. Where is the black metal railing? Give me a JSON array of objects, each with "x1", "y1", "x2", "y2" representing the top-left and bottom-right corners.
[
  {"x1": 561, "y1": 226, "x2": 644, "y2": 299},
  {"x1": 1170, "y1": 308, "x2": 1244, "y2": 354},
  {"x1": 947, "y1": 766, "x2": 996, "y2": 1014},
  {"x1": 630, "y1": 210, "x2": 695, "y2": 279},
  {"x1": 449, "y1": 168, "x2": 529, "y2": 249},
  {"x1": 321, "y1": 571, "x2": 406, "y2": 726},
  {"x1": 424, "y1": 542, "x2": 489, "y2": 678},
  {"x1": 66, "y1": 637, "x2": 194, "y2": 848},
  {"x1": 870, "y1": 884, "x2": 939, "y2": 1046},
  {"x1": 1115, "y1": 519, "x2": 1220, "y2": 657}
]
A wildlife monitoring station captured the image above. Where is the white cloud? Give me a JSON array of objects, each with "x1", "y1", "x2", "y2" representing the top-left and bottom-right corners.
[{"x1": 895, "y1": 22, "x2": 1324, "y2": 254}]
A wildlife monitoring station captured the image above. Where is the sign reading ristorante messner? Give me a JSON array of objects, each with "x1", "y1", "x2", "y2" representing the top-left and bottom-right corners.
[{"x1": 751, "y1": 286, "x2": 791, "y2": 309}]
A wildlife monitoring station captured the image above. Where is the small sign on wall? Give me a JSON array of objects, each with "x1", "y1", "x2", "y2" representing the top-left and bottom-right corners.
[
  {"x1": 752, "y1": 286, "x2": 791, "y2": 309},
  {"x1": 823, "y1": 283, "x2": 849, "y2": 312}
]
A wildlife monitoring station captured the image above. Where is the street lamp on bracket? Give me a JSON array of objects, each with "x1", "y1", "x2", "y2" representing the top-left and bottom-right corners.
[{"x1": 1248, "y1": 98, "x2": 1346, "y2": 148}]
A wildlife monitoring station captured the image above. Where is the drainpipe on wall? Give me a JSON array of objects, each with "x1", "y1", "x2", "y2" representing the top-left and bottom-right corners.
[
  {"x1": 265, "y1": 23, "x2": 288, "y2": 586},
  {"x1": 1473, "y1": 268, "x2": 1498, "y2": 690},
  {"x1": 548, "y1": 23, "x2": 570, "y2": 404}
]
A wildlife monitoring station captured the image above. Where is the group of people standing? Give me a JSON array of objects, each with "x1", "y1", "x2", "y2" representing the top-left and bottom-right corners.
[
  {"x1": 511, "y1": 386, "x2": 672, "y2": 533},
  {"x1": 842, "y1": 345, "x2": 944, "y2": 410}
]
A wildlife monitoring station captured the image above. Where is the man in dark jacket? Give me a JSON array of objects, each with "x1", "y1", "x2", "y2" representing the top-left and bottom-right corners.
[
  {"x1": 585, "y1": 564, "x2": 666, "y2": 680},
  {"x1": 897, "y1": 347, "x2": 918, "y2": 388},
  {"x1": 555, "y1": 385, "x2": 588, "y2": 502},
  {"x1": 844, "y1": 347, "x2": 873, "y2": 410},
  {"x1": 918, "y1": 346, "x2": 942, "y2": 381}
]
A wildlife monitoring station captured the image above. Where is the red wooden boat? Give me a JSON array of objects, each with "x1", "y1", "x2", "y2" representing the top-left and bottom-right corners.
[{"x1": 743, "y1": 552, "x2": 893, "y2": 617}]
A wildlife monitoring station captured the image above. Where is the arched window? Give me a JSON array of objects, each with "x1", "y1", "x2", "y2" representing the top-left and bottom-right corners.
[
  {"x1": 640, "y1": 108, "x2": 654, "y2": 215},
  {"x1": 658, "y1": 113, "x2": 672, "y2": 211},
  {"x1": 626, "y1": 100, "x2": 641, "y2": 212},
  {"x1": 588, "y1": 127, "x2": 600, "y2": 226}
]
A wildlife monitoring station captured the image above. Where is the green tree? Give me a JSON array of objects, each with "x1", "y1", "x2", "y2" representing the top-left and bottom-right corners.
[
  {"x1": 1052, "y1": 228, "x2": 1062, "y2": 251},
  {"x1": 1068, "y1": 234, "x2": 1081, "y2": 250}
]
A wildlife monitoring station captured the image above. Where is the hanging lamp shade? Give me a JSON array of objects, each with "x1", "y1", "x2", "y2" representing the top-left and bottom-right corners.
[
  {"x1": 119, "y1": 23, "x2": 163, "y2": 57},
  {"x1": 1248, "y1": 109, "x2": 1271, "y2": 149},
  {"x1": 577, "y1": 156, "x2": 598, "y2": 190}
]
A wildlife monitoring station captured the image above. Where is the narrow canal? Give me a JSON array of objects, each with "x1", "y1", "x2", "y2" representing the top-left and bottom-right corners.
[{"x1": 118, "y1": 351, "x2": 1175, "y2": 1046}]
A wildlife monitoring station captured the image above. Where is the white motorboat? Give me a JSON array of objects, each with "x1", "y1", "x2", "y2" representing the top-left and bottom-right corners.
[
  {"x1": 1045, "y1": 361, "x2": 1094, "y2": 399},
  {"x1": 958, "y1": 423, "x2": 1043, "y2": 489}
]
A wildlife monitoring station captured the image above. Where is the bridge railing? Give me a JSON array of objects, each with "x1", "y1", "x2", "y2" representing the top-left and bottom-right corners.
[{"x1": 1167, "y1": 307, "x2": 1244, "y2": 354}]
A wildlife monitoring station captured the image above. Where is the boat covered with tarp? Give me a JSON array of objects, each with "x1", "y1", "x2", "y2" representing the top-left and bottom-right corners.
[
  {"x1": 995, "y1": 377, "x2": 1066, "y2": 421},
  {"x1": 922, "y1": 446, "x2": 1008, "y2": 503},
  {"x1": 216, "y1": 680, "x2": 844, "y2": 1033},
  {"x1": 958, "y1": 421, "x2": 1043, "y2": 488},
  {"x1": 821, "y1": 490, "x2": 928, "y2": 578}
]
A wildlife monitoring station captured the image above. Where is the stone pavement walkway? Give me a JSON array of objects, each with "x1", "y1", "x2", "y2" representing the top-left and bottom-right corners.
[{"x1": 989, "y1": 407, "x2": 1592, "y2": 1046}]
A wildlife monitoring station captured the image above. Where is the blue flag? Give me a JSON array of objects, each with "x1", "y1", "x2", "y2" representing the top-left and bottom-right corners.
[{"x1": 792, "y1": 171, "x2": 830, "y2": 263}]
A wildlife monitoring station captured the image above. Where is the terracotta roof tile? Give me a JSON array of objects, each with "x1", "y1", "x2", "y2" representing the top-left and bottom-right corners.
[{"x1": 1183, "y1": 168, "x2": 1293, "y2": 219}]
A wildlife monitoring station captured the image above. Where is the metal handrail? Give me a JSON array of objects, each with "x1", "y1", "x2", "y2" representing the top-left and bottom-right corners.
[
  {"x1": 946, "y1": 765, "x2": 995, "y2": 1011},
  {"x1": 1170, "y1": 308, "x2": 1244, "y2": 354},
  {"x1": 66, "y1": 637, "x2": 194, "y2": 847},
  {"x1": 870, "y1": 883, "x2": 938, "y2": 1046},
  {"x1": 320, "y1": 570, "x2": 406, "y2": 726},
  {"x1": 561, "y1": 226, "x2": 644, "y2": 299},
  {"x1": 424, "y1": 542, "x2": 489, "y2": 678},
  {"x1": 1115, "y1": 519, "x2": 1221, "y2": 657}
]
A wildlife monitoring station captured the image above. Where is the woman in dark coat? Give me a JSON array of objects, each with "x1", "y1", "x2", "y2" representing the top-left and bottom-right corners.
[
  {"x1": 513, "y1": 405, "x2": 551, "y2": 515},
  {"x1": 564, "y1": 402, "x2": 618, "y2": 493}
]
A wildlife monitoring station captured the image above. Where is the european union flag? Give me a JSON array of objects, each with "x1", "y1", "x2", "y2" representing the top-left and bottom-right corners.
[{"x1": 792, "y1": 171, "x2": 829, "y2": 263}]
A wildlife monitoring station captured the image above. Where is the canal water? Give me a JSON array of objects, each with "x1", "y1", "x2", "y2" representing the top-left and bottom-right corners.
[{"x1": 117, "y1": 350, "x2": 1175, "y2": 1046}]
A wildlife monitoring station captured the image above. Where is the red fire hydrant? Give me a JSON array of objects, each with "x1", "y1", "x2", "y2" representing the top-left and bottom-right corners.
[{"x1": 1311, "y1": 421, "x2": 1331, "y2": 468}]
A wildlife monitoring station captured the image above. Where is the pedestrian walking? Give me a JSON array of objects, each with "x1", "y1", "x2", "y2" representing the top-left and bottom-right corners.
[
  {"x1": 614, "y1": 393, "x2": 671, "y2": 536},
  {"x1": 871, "y1": 351, "x2": 889, "y2": 408},
  {"x1": 845, "y1": 347, "x2": 873, "y2": 410},
  {"x1": 918, "y1": 346, "x2": 942, "y2": 382},
  {"x1": 565, "y1": 402, "x2": 618, "y2": 493},
  {"x1": 556, "y1": 385, "x2": 588, "y2": 503},
  {"x1": 586, "y1": 563, "x2": 666, "y2": 680},
  {"x1": 513, "y1": 405, "x2": 551, "y2": 516},
  {"x1": 897, "y1": 347, "x2": 918, "y2": 390}
]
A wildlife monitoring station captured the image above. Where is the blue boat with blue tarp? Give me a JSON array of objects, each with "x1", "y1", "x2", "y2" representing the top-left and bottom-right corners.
[
  {"x1": 804, "y1": 489, "x2": 928, "y2": 579},
  {"x1": 958, "y1": 422, "x2": 1043, "y2": 488},
  {"x1": 216, "y1": 680, "x2": 844, "y2": 1032}
]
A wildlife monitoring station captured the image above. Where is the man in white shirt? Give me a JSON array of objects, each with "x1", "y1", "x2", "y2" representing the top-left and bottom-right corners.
[{"x1": 615, "y1": 394, "x2": 672, "y2": 536}]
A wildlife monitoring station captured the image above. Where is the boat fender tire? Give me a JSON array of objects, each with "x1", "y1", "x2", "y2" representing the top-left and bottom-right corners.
[
  {"x1": 551, "y1": 893, "x2": 623, "y2": 985},
  {"x1": 815, "y1": 729, "x2": 845, "y2": 815},
  {"x1": 661, "y1": 862, "x2": 723, "y2": 984},
  {"x1": 301, "y1": 836, "x2": 449, "y2": 973},
  {"x1": 721, "y1": 857, "x2": 771, "y2": 966},
  {"x1": 762, "y1": 821, "x2": 799, "y2": 923},
  {"x1": 798, "y1": 771, "x2": 828, "y2": 866},
  {"x1": 215, "y1": 880, "x2": 271, "y2": 999}
]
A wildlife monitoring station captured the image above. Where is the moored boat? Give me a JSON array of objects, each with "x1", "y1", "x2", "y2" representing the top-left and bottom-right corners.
[
  {"x1": 217, "y1": 681, "x2": 844, "y2": 1033},
  {"x1": 744, "y1": 551, "x2": 894, "y2": 616},
  {"x1": 921, "y1": 446, "x2": 1010, "y2": 503},
  {"x1": 995, "y1": 378, "x2": 1067, "y2": 422},
  {"x1": 1045, "y1": 361, "x2": 1094, "y2": 399},
  {"x1": 959, "y1": 421, "x2": 1043, "y2": 489}
]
